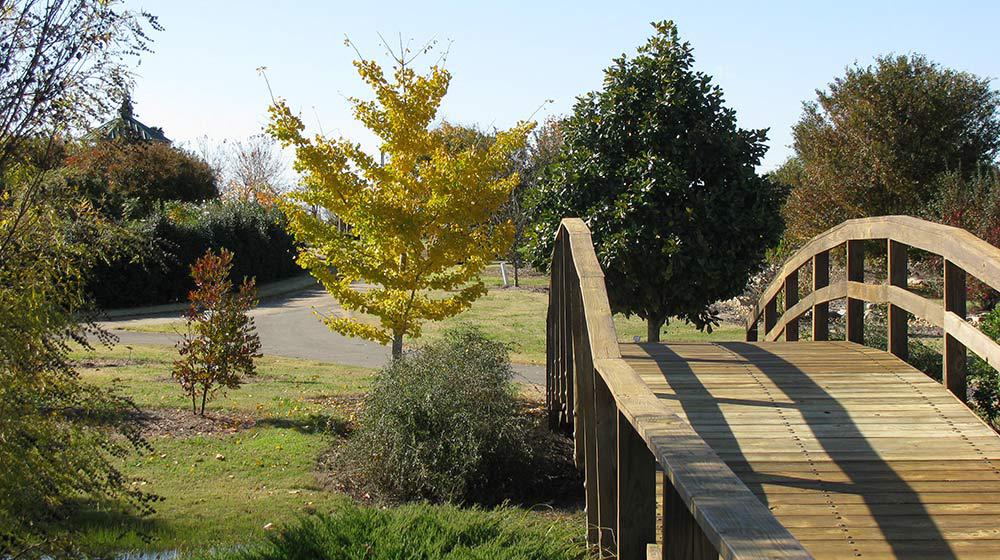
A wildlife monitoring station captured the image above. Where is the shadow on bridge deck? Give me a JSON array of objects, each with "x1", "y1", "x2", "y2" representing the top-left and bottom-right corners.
[{"x1": 620, "y1": 340, "x2": 1000, "y2": 559}]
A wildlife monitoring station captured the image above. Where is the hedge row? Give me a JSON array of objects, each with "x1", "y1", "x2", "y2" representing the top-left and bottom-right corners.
[{"x1": 89, "y1": 200, "x2": 301, "y2": 308}]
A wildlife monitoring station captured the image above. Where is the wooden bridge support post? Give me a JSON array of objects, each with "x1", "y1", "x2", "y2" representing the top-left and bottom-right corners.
[
  {"x1": 813, "y1": 250, "x2": 830, "y2": 341},
  {"x1": 944, "y1": 260, "x2": 968, "y2": 402},
  {"x1": 888, "y1": 241, "x2": 909, "y2": 361},
  {"x1": 660, "y1": 475, "x2": 718, "y2": 560},
  {"x1": 785, "y1": 269, "x2": 799, "y2": 341},
  {"x1": 617, "y1": 413, "x2": 655, "y2": 560},
  {"x1": 846, "y1": 240, "x2": 865, "y2": 344}
]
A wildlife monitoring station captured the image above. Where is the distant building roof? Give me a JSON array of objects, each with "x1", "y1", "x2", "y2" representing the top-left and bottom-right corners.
[{"x1": 88, "y1": 95, "x2": 170, "y2": 143}]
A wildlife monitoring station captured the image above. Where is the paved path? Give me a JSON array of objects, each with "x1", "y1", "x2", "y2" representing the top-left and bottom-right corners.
[{"x1": 101, "y1": 286, "x2": 545, "y2": 386}]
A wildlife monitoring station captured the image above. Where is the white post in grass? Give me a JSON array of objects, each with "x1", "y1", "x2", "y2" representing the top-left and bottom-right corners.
[{"x1": 499, "y1": 261, "x2": 509, "y2": 287}]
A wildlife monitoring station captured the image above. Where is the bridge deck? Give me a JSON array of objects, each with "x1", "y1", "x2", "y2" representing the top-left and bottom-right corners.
[{"x1": 621, "y1": 340, "x2": 1000, "y2": 560}]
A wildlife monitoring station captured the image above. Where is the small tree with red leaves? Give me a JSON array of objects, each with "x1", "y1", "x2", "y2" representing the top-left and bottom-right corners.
[{"x1": 173, "y1": 248, "x2": 262, "y2": 415}]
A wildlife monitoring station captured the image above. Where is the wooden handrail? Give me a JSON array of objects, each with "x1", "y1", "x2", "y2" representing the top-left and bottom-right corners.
[
  {"x1": 548, "y1": 219, "x2": 811, "y2": 560},
  {"x1": 746, "y1": 215, "x2": 1000, "y2": 401}
]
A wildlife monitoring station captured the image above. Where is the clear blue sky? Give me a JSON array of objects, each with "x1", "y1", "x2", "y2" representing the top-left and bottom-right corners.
[{"x1": 124, "y1": 0, "x2": 1000, "y2": 171}]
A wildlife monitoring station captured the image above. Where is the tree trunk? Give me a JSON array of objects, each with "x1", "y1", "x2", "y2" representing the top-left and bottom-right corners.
[
  {"x1": 391, "y1": 331, "x2": 403, "y2": 360},
  {"x1": 191, "y1": 389, "x2": 197, "y2": 415},
  {"x1": 200, "y1": 386, "x2": 208, "y2": 416},
  {"x1": 647, "y1": 316, "x2": 665, "y2": 343},
  {"x1": 513, "y1": 260, "x2": 520, "y2": 288}
]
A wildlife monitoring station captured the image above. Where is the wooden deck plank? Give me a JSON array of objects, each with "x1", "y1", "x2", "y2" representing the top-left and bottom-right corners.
[{"x1": 622, "y1": 341, "x2": 1000, "y2": 560}]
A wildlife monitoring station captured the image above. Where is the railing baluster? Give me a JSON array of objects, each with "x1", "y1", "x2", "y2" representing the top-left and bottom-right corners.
[
  {"x1": 617, "y1": 413, "x2": 655, "y2": 560},
  {"x1": 571, "y1": 275, "x2": 600, "y2": 548},
  {"x1": 944, "y1": 260, "x2": 968, "y2": 402},
  {"x1": 764, "y1": 298, "x2": 777, "y2": 340},
  {"x1": 547, "y1": 239, "x2": 559, "y2": 430},
  {"x1": 660, "y1": 473, "x2": 717, "y2": 560},
  {"x1": 595, "y1": 373, "x2": 618, "y2": 556},
  {"x1": 846, "y1": 240, "x2": 865, "y2": 344},
  {"x1": 785, "y1": 269, "x2": 799, "y2": 341},
  {"x1": 813, "y1": 250, "x2": 830, "y2": 341},
  {"x1": 745, "y1": 316, "x2": 758, "y2": 342},
  {"x1": 888, "y1": 240, "x2": 908, "y2": 360}
]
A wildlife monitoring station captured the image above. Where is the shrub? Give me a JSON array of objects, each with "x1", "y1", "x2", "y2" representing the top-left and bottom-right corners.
[
  {"x1": 929, "y1": 166, "x2": 1000, "y2": 308},
  {"x1": 173, "y1": 249, "x2": 261, "y2": 415},
  {"x1": 88, "y1": 199, "x2": 300, "y2": 308},
  {"x1": 351, "y1": 327, "x2": 531, "y2": 503},
  {"x1": 194, "y1": 503, "x2": 585, "y2": 560}
]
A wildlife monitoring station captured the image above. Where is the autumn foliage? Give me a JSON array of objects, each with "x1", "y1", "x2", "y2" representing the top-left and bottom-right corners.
[
  {"x1": 268, "y1": 45, "x2": 533, "y2": 357},
  {"x1": 173, "y1": 248, "x2": 261, "y2": 415}
]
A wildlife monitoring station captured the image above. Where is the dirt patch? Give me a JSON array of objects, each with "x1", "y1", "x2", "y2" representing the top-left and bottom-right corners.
[
  {"x1": 72, "y1": 357, "x2": 142, "y2": 369},
  {"x1": 307, "y1": 394, "x2": 366, "y2": 426},
  {"x1": 137, "y1": 408, "x2": 256, "y2": 438},
  {"x1": 499, "y1": 285, "x2": 549, "y2": 294}
]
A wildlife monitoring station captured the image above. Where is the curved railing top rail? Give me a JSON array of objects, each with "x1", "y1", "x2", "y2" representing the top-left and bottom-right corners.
[
  {"x1": 556, "y1": 218, "x2": 811, "y2": 559},
  {"x1": 747, "y1": 216, "x2": 1000, "y2": 332},
  {"x1": 745, "y1": 215, "x2": 1000, "y2": 403}
]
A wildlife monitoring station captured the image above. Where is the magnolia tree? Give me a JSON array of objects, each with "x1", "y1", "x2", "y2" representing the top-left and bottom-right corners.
[
  {"x1": 268, "y1": 42, "x2": 533, "y2": 358},
  {"x1": 530, "y1": 21, "x2": 785, "y2": 341},
  {"x1": 173, "y1": 249, "x2": 261, "y2": 415}
]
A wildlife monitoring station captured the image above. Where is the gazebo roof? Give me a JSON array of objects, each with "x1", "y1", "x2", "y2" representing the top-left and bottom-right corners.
[{"x1": 88, "y1": 95, "x2": 170, "y2": 143}]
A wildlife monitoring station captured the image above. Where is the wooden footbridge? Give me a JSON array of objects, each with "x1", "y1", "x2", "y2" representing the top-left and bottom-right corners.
[{"x1": 546, "y1": 217, "x2": 1000, "y2": 559}]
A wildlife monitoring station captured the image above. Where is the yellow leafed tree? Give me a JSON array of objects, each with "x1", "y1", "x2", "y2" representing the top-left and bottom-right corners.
[{"x1": 268, "y1": 48, "x2": 533, "y2": 358}]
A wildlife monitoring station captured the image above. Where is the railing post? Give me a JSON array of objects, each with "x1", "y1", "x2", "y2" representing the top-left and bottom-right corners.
[
  {"x1": 595, "y1": 373, "x2": 618, "y2": 556},
  {"x1": 547, "y1": 239, "x2": 560, "y2": 430},
  {"x1": 813, "y1": 250, "x2": 830, "y2": 341},
  {"x1": 764, "y1": 298, "x2": 777, "y2": 340},
  {"x1": 660, "y1": 474, "x2": 717, "y2": 560},
  {"x1": 746, "y1": 317, "x2": 758, "y2": 342},
  {"x1": 617, "y1": 413, "x2": 655, "y2": 560},
  {"x1": 846, "y1": 240, "x2": 865, "y2": 344},
  {"x1": 944, "y1": 260, "x2": 967, "y2": 402},
  {"x1": 888, "y1": 240, "x2": 908, "y2": 360},
  {"x1": 570, "y1": 277, "x2": 600, "y2": 548},
  {"x1": 785, "y1": 269, "x2": 799, "y2": 341}
]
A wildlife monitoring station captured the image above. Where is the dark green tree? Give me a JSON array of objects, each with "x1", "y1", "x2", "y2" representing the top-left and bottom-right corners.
[
  {"x1": 779, "y1": 54, "x2": 1000, "y2": 245},
  {"x1": 529, "y1": 21, "x2": 785, "y2": 341}
]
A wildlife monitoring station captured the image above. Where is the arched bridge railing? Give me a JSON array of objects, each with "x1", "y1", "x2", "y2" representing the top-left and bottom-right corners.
[
  {"x1": 746, "y1": 215, "x2": 1000, "y2": 402},
  {"x1": 547, "y1": 219, "x2": 811, "y2": 560}
]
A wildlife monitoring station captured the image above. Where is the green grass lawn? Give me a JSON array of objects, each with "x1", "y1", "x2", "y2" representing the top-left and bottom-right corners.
[
  {"x1": 69, "y1": 344, "x2": 370, "y2": 555},
  {"x1": 68, "y1": 344, "x2": 585, "y2": 557}
]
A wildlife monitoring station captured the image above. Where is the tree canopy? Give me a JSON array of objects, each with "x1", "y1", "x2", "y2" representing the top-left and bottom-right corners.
[
  {"x1": 529, "y1": 21, "x2": 786, "y2": 340},
  {"x1": 778, "y1": 54, "x2": 1000, "y2": 245},
  {"x1": 67, "y1": 140, "x2": 218, "y2": 216},
  {"x1": 269, "y1": 44, "x2": 533, "y2": 358}
]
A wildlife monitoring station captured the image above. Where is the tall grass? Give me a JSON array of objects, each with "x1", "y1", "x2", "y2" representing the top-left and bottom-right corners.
[{"x1": 194, "y1": 503, "x2": 586, "y2": 560}]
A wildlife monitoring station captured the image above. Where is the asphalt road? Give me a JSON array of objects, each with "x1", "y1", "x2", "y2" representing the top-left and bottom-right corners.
[{"x1": 101, "y1": 286, "x2": 546, "y2": 386}]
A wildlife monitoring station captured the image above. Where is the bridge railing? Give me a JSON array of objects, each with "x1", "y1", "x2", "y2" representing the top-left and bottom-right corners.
[
  {"x1": 547, "y1": 219, "x2": 811, "y2": 560},
  {"x1": 746, "y1": 215, "x2": 1000, "y2": 402}
]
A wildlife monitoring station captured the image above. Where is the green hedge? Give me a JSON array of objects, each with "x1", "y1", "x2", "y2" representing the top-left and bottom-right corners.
[{"x1": 88, "y1": 200, "x2": 300, "y2": 308}]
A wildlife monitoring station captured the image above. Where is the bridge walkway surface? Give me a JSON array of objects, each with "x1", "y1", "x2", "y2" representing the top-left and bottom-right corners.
[{"x1": 623, "y1": 340, "x2": 1000, "y2": 559}]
